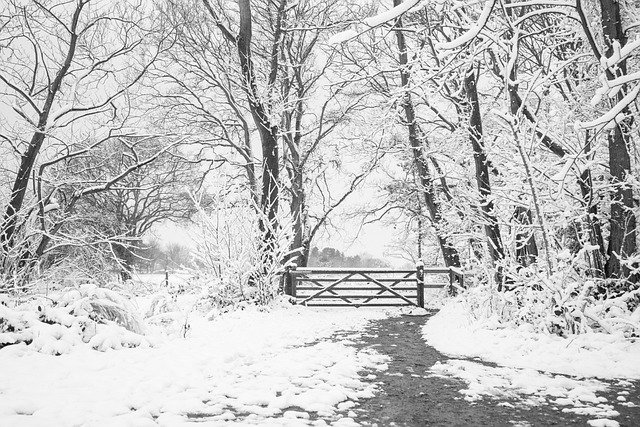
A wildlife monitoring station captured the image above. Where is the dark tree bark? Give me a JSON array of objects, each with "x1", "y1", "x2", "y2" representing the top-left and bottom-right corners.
[
  {"x1": 502, "y1": 44, "x2": 542, "y2": 269},
  {"x1": 236, "y1": 0, "x2": 281, "y2": 248},
  {"x1": 597, "y1": 0, "x2": 637, "y2": 281},
  {"x1": 113, "y1": 240, "x2": 135, "y2": 282},
  {"x1": 289, "y1": 162, "x2": 308, "y2": 267},
  {"x1": 394, "y1": 0, "x2": 460, "y2": 268},
  {"x1": 463, "y1": 67, "x2": 505, "y2": 285},
  {"x1": 577, "y1": 130, "x2": 606, "y2": 277},
  {"x1": 202, "y1": 0, "x2": 282, "y2": 253},
  {"x1": 512, "y1": 206, "x2": 539, "y2": 267},
  {"x1": 0, "y1": 2, "x2": 84, "y2": 254}
]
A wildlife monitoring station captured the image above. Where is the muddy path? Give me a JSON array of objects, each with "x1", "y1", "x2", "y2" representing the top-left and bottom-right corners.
[{"x1": 337, "y1": 312, "x2": 640, "y2": 427}]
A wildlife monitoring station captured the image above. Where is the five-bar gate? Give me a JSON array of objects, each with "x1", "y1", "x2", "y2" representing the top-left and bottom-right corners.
[{"x1": 283, "y1": 266, "x2": 463, "y2": 308}]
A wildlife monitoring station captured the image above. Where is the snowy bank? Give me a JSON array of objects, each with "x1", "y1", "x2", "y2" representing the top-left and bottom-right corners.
[{"x1": 423, "y1": 298, "x2": 640, "y2": 379}]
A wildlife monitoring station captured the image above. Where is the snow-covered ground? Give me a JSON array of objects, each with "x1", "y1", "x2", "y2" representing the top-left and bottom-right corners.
[
  {"x1": 0, "y1": 304, "x2": 394, "y2": 426},
  {"x1": 3, "y1": 288, "x2": 637, "y2": 427},
  {"x1": 423, "y1": 299, "x2": 640, "y2": 379},
  {"x1": 423, "y1": 298, "x2": 640, "y2": 426}
]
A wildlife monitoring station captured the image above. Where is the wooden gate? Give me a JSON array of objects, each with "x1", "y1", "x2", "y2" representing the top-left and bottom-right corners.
[{"x1": 282, "y1": 266, "x2": 463, "y2": 308}]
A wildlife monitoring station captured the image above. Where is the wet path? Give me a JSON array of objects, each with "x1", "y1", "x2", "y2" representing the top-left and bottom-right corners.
[{"x1": 337, "y1": 313, "x2": 640, "y2": 427}]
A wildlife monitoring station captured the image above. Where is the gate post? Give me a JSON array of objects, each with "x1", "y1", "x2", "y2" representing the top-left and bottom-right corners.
[
  {"x1": 416, "y1": 262, "x2": 425, "y2": 308},
  {"x1": 284, "y1": 265, "x2": 296, "y2": 297},
  {"x1": 449, "y1": 268, "x2": 463, "y2": 296}
]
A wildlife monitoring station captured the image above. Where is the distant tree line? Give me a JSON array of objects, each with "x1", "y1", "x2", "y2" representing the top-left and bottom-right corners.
[{"x1": 307, "y1": 247, "x2": 390, "y2": 268}]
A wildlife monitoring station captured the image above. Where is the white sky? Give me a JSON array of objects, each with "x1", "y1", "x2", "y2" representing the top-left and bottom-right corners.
[{"x1": 155, "y1": 213, "x2": 410, "y2": 267}]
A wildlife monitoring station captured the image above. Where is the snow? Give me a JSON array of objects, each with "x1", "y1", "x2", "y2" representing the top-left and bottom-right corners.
[
  {"x1": 587, "y1": 419, "x2": 620, "y2": 427},
  {"x1": 0, "y1": 304, "x2": 395, "y2": 426},
  {"x1": 601, "y1": 37, "x2": 640, "y2": 69},
  {"x1": 328, "y1": 0, "x2": 425, "y2": 45},
  {"x1": 577, "y1": 84, "x2": 640, "y2": 130},
  {"x1": 327, "y1": 30, "x2": 359, "y2": 45},
  {"x1": 512, "y1": 7, "x2": 579, "y2": 28},
  {"x1": 362, "y1": 0, "x2": 423, "y2": 28},
  {"x1": 422, "y1": 298, "x2": 640, "y2": 379},
  {"x1": 435, "y1": 0, "x2": 496, "y2": 50},
  {"x1": 423, "y1": 298, "x2": 639, "y2": 425},
  {"x1": 429, "y1": 359, "x2": 619, "y2": 418}
]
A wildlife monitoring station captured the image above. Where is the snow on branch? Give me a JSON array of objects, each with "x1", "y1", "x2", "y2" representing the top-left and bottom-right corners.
[
  {"x1": 435, "y1": 0, "x2": 495, "y2": 50},
  {"x1": 600, "y1": 38, "x2": 640, "y2": 69},
  {"x1": 580, "y1": 36, "x2": 640, "y2": 130},
  {"x1": 327, "y1": 0, "x2": 424, "y2": 45},
  {"x1": 591, "y1": 71, "x2": 640, "y2": 105},
  {"x1": 327, "y1": 29, "x2": 359, "y2": 45},
  {"x1": 363, "y1": 0, "x2": 422, "y2": 28},
  {"x1": 576, "y1": 84, "x2": 640, "y2": 130},
  {"x1": 512, "y1": 7, "x2": 579, "y2": 27},
  {"x1": 504, "y1": 0, "x2": 575, "y2": 7}
]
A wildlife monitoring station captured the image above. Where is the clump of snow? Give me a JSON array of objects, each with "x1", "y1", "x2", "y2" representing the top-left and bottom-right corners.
[{"x1": 587, "y1": 419, "x2": 620, "y2": 427}]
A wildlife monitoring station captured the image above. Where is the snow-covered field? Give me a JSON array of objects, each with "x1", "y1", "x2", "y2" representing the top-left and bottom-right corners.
[
  {"x1": 423, "y1": 298, "x2": 640, "y2": 426},
  {"x1": 0, "y1": 303, "x2": 392, "y2": 426}
]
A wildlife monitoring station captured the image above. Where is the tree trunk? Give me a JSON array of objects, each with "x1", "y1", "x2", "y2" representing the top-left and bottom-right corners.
[
  {"x1": 512, "y1": 206, "x2": 539, "y2": 267},
  {"x1": 577, "y1": 131, "x2": 606, "y2": 277},
  {"x1": 112, "y1": 241, "x2": 134, "y2": 281},
  {"x1": 394, "y1": 0, "x2": 460, "y2": 268},
  {"x1": 296, "y1": 242, "x2": 310, "y2": 268},
  {"x1": 1, "y1": 1, "x2": 83, "y2": 258},
  {"x1": 463, "y1": 66, "x2": 505, "y2": 286},
  {"x1": 1, "y1": 133, "x2": 47, "y2": 254},
  {"x1": 504, "y1": 46, "x2": 542, "y2": 270},
  {"x1": 236, "y1": 0, "x2": 280, "y2": 250},
  {"x1": 599, "y1": 0, "x2": 637, "y2": 282},
  {"x1": 289, "y1": 164, "x2": 308, "y2": 267}
]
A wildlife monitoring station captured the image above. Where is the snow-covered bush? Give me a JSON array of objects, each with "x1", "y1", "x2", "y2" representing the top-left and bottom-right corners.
[
  {"x1": 461, "y1": 259, "x2": 640, "y2": 338},
  {"x1": 189, "y1": 190, "x2": 294, "y2": 312},
  {"x1": 142, "y1": 291, "x2": 191, "y2": 337},
  {"x1": 59, "y1": 283, "x2": 145, "y2": 334},
  {"x1": 0, "y1": 284, "x2": 150, "y2": 354},
  {"x1": 145, "y1": 291, "x2": 178, "y2": 318}
]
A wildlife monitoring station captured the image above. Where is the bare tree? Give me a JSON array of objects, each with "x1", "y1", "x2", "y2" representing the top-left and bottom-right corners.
[
  {"x1": 0, "y1": 0, "x2": 169, "y2": 285},
  {"x1": 70, "y1": 137, "x2": 206, "y2": 279},
  {"x1": 200, "y1": 0, "x2": 284, "y2": 250},
  {"x1": 278, "y1": 1, "x2": 375, "y2": 267},
  {"x1": 154, "y1": 0, "x2": 261, "y2": 202},
  {"x1": 576, "y1": 0, "x2": 637, "y2": 281}
]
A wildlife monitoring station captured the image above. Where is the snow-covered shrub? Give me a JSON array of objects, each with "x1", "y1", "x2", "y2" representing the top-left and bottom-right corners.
[
  {"x1": 461, "y1": 258, "x2": 640, "y2": 338},
  {"x1": 0, "y1": 284, "x2": 150, "y2": 354},
  {"x1": 145, "y1": 292, "x2": 178, "y2": 318},
  {"x1": 189, "y1": 190, "x2": 294, "y2": 312},
  {"x1": 59, "y1": 283, "x2": 145, "y2": 334},
  {"x1": 142, "y1": 291, "x2": 190, "y2": 336},
  {"x1": 37, "y1": 248, "x2": 119, "y2": 291}
]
